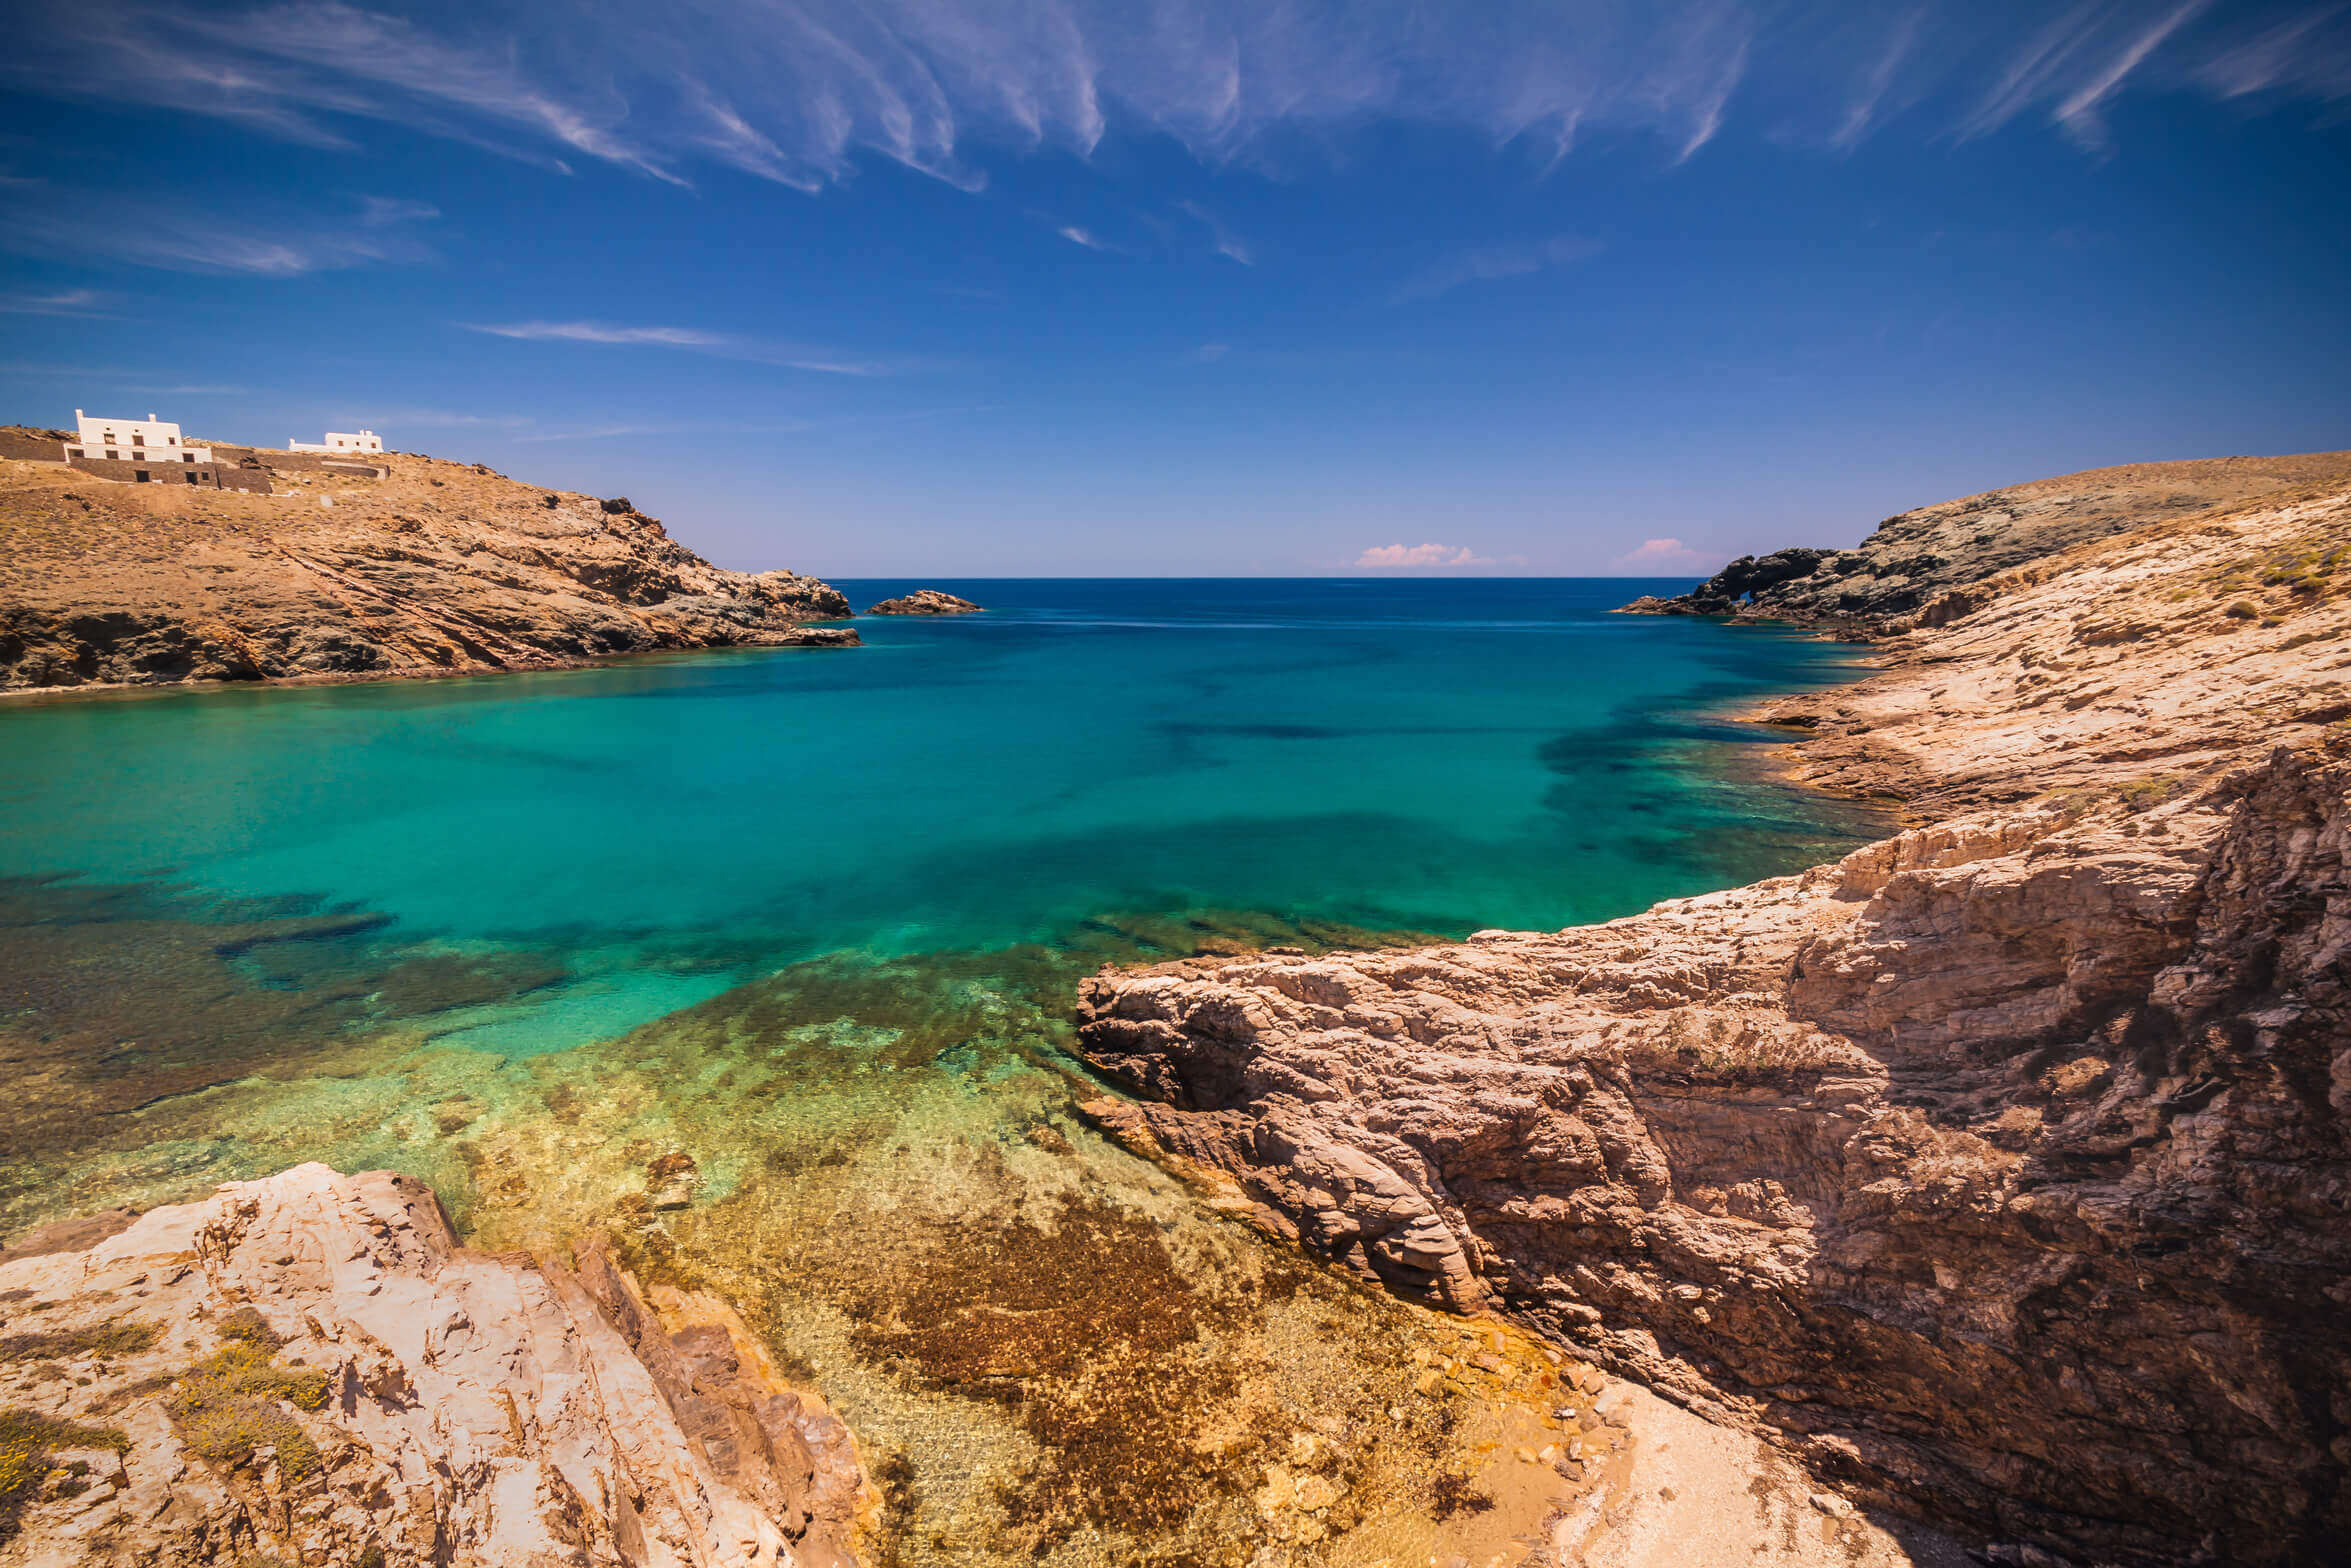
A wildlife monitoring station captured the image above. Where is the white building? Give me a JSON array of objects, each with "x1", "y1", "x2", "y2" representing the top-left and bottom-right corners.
[
  {"x1": 290, "y1": 430, "x2": 383, "y2": 454},
  {"x1": 66, "y1": 410, "x2": 211, "y2": 464}
]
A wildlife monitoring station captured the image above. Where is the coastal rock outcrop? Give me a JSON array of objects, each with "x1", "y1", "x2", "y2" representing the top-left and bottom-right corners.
[
  {"x1": 863, "y1": 590, "x2": 982, "y2": 615},
  {"x1": 0, "y1": 1164, "x2": 866, "y2": 1566},
  {"x1": 1619, "y1": 450, "x2": 2351, "y2": 633},
  {"x1": 0, "y1": 440, "x2": 858, "y2": 691},
  {"x1": 1078, "y1": 461, "x2": 2351, "y2": 1565}
]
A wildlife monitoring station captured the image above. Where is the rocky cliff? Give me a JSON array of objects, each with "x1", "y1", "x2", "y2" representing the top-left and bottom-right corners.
[
  {"x1": 0, "y1": 439, "x2": 855, "y2": 691},
  {"x1": 1619, "y1": 450, "x2": 2351, "y2": 634},
  {"x1": 0, "y1": 1163, "x2": 867, "y2": 1566},
  {"x1": 1076, "y1": 461, "x2": 2351, "y2": 1565}
]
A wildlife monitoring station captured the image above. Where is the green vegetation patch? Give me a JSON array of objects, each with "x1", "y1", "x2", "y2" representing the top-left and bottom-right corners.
[
  {"x1": 2117, "y1": 775, "x2": 2194, "y2": 812},
  {"x1": 214, "y1": 1307, "x2": 285, "y2": 1353},
  {"x1": 0, "y1": 1320, "x2": 159, "y2": 1363},
  {"x1": 165, "y1": 1342, "x2": 332, "y2": 1479},
  {"x1": 0, "y1": 1408, "x2": 128, "y2": 1539}
]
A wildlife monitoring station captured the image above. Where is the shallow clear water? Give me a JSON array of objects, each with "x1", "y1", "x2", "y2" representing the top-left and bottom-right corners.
[{"x1": 0, "y1": 578, "x2": 1878, "y2": 1563}]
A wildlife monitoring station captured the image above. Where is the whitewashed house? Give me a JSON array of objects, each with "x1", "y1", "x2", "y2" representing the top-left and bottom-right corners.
[
  {"x1": 291, "y1": 430, "x2": 384, "y2": 454},
  {"x1": 66, "y1": 410, "x2": 211, "y2": 464}
]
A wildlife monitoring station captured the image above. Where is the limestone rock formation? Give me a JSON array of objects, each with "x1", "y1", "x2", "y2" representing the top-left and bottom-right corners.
[
  {"x1": 0, "y1": 441, "x2": 858, "y2": 691},
  {"x1": 1619, "y1": 450, "x2": 2351, "y2": 633},
  {"x1": 863, "y1": 590, "x2": 983, "y2": 616},
  {"x1": 0, "y1": 1164, "x2": 866, "y2": 1566},
  {"x1": 1078, "y1": 465, "x2": 2351, "y2": 1565}
]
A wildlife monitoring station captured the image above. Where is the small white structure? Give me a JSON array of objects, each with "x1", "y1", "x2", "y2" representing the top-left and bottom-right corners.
[
  {"x1": 291, "y1": 430, "x2": 383, "y2": 454},
  {"x1": 66, "y1": 409, "x2": 211, "y2": 464}
]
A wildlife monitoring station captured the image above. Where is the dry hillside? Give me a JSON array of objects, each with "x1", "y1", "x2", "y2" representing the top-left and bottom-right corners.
[{"x1": 0, "y1": 435, "x2": 852, "y2": 691}]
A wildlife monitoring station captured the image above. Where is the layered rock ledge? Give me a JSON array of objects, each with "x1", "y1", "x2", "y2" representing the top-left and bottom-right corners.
[
  {"x1": 0, "y1": 1164, "x2": 866, "y2": 1566},
  {"x1": 0, "y1": 441, "x2": 858, "y2": 691},
  {"x1": 1077, "y1": 458, "x2": 2351, "y2": 1566}
]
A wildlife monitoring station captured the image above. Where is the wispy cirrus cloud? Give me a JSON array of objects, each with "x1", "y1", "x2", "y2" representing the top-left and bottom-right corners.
[
  {"x1": 467, "y1": 321, "x2": 727, "y2": 348},
  {"x1": 1355, "y1": 543, "x2": 1494, "y2": 568},
  {"x1": 7, "y1": 0, "x2": 2341, "y2": 208},
  {"x1": 0, "y1": 287, "x2": 113, "y2": 317},
  {"x1": 461, "y1": 320, "x2": 896, "y2": 376},
  {"x1": 0, "y1": 189, "x2": 437, "y2": 274},
  {"x1": 1178, "y1": 200, "x2": 1253, "y2": 264},
  {"x1": 1390, "y1": 234, "x2": 1602, "y2": 305}
]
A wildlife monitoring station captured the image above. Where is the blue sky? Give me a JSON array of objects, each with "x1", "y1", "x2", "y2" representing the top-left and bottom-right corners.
[{"x1": 3, "y1": 1, "x2": 2348, "y2": 577}]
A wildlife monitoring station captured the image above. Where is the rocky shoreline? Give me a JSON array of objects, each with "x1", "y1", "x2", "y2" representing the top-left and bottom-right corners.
[
  {"x1": 0, "y1": 1165, "x2": 868, "y2": 1566},
  {"x1": 1075, "y1": 454, "x2": 2351, "y2": 1565},
  {"x1": 0, "y1": 438, "x2": 858, "y2": 693}
]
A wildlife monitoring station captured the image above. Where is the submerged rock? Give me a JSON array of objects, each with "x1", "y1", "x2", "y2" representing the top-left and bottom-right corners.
[
  {"x1": 0, "y1": 1164, "x2": 867, "y2": 1566},
  {"x1": 863, "y1": 589, "x2": 982, "y2": 616}
]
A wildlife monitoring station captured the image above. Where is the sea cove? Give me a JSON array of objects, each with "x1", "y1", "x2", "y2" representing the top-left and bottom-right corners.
[{"x1": 0, "y1": 577, "x2": 1876, "y2": 1562}]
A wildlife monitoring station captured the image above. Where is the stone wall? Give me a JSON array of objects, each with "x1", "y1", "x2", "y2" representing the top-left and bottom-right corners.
[
  {"x1": 65, "y1": 455, "x2": 273, "y2": 493},
  {"x1": 0, "y1": 431, "x2": 64, "y2": 462}
]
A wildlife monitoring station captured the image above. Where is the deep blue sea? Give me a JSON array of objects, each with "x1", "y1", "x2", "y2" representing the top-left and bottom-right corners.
[{"x1": 0, "y1": 577, "x2": 1883, "y2": 1561}]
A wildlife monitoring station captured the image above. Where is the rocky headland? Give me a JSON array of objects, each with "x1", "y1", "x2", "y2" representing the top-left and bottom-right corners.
[
  {"x1": 0, "y1": 435, "x2": 856, "y2": 692},
  {"x1": 1620, "y1": 450, "x2": 2351, "y2": 636},
  {"x1": 0, "y1": 1163, "x2": 867, "y2": 1566},
  {"x1": 865, "y1": 590, "x2": 983, "y2": 615},
  {"x1": 1076, "y1": 453, "x2": 2351, "y2": 1565}
]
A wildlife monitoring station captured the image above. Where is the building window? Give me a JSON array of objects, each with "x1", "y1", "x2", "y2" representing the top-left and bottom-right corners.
[
  {"x1": 66, "y1": 448, "x2": 80, "y2": 458},
  {"x1": 106, "y1": 450, "x2": 118, "y2": 460},
  {"x1": 185, "y1": 472, "x2": 199, "y2": 483},
  {"x1": 183, "y1": 453, "x2": 194, "y2": 462},
  {"x1": 135, "y1": 470, "x2": 150, "y2": 482}
]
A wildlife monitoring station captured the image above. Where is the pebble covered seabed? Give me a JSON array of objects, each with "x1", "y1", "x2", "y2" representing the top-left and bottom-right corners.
[{"x1": 0, "y1": 579, "x2": 1882, "y2": 1564}]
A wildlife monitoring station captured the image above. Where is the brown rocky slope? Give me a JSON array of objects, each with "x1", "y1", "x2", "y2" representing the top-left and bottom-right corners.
[
  {"x1": 1075, "y1": 458, "x2": 2351, "y2": 1565},
  {"x1": 0, "y1": 438, "x2": 854, "y2": 691}
]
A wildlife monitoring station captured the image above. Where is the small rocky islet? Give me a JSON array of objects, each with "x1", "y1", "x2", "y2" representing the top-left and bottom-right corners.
[
  {"x1": 2, "y1": 441, "x2": 2348, "y2": 1566},
  {"x1": 865, "y1": 589, "x2": 984, "y2": 616}
]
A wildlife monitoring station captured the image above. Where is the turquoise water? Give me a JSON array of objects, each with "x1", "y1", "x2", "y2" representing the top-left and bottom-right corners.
[
  {"x1": 0, "y1": 578, "x2": 1871, "y2": 1056},
  {"x1": 0, "y1": 577, "x2": 1885, "y2": 1562}
]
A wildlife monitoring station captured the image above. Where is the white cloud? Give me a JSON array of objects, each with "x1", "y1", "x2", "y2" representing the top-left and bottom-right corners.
[
  {"x1": 1178, "y1": 199, "x2": 1253, "y2": 264},
  {"x1": 1057, "y1": 224, "x2": 1111, "y2": 250},
  {"x1": 460, "y1": 320, "x2": 893, "y2": 376},
  {"x1": 1355, "y1": 543, "x2": 1495, "y2": 568},
  {"x1": 0, "y1": 287, "x2": 112, "y2": 317},
  {"x1": 5, "y1": 0, "x2": 2329, "y2": 205},
  {"x1": 466, "y1": 321, "x2": 728, "y2": 348},
  {"x1": 359, "y1": 195, "x2": 441, "y2": 225},
  {"x1": 1181, "y1": 342, "x2": 1230, "y2": 363},
  {"x1": 0, "y1": 195, "x2": 437, "y2": 275},
  {"x1": 1391, "y1": 234, "x2": 1602, "y2": 305},
  {"x1": 1611, "y1": 537, "x2": 1721, "y2": 573}
]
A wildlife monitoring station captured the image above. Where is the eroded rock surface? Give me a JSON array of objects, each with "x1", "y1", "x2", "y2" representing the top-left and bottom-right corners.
[
  {"x1": 0, "y1": 1164, "x2": 865, "y2": 1566},
  {"x1": 0, "y1": 441, "x2": 856, "y2": 691},
  {"x1": 863, "y1": 590, "x2": 983, "y2": 616},
  {"x1": 1078, "y1": 468, "x2": 2351, "y2": 1566},
  {"x1": 1619, "y1": 450, "x2": 2351, "y2": 633}
]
